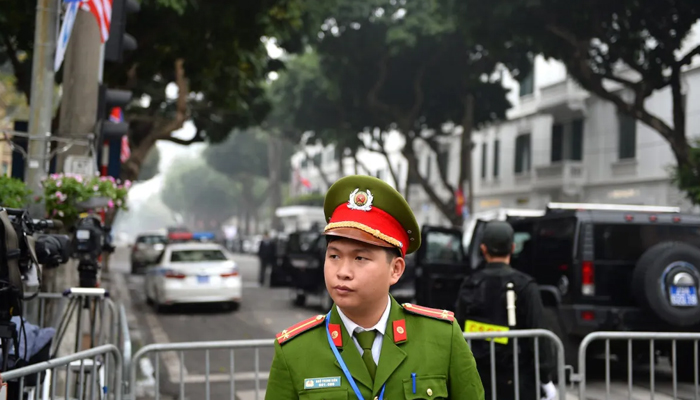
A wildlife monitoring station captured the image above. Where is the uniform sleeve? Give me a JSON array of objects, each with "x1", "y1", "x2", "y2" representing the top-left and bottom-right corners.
[
  {"x1": 448, "y1": 320, "x2": 485, "y2": 400},
  {"x1": 520, "y1": 281, "x2": 556, "y2": 382},
  {"x1": 265, "y1": 340, "x2": 297, "y2": 400}
]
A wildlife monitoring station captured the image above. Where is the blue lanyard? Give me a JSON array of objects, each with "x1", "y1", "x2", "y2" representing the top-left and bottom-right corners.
[{"x1": 325, "y1": 312, "x2": 386, "y2": 400}]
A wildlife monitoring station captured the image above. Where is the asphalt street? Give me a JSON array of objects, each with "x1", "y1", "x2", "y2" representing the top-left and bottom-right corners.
[{"x1": 109, "y1": 246, "x2": 699, "y2": 400}]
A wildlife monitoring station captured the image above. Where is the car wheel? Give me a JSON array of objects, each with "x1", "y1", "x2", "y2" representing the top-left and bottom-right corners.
[
  {"x1": 226, "y1": 302, "x2": 240, "y2": 312},
  {"x1": 293, "y1": 292, "x2": 306, "y2": 307},
  {"x1": 632, "y1": 241, "x2": 700, "y2": 327}
]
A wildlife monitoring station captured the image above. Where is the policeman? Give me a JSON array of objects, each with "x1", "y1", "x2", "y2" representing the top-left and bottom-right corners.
[
  {"x1": 266, "y1": 175, "x2": 484, "y2": 400},
  {"x1": 454, "y1": 221, "x2": 556, "y2": 400}
]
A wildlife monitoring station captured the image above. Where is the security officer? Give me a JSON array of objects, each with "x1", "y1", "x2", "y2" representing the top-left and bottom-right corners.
[
  {"x1": 266, "y1": 175, "x2": 484, "y2": 400},
  {"x1": 455, "y1": 221, "x2": 556, "y2": 400}
]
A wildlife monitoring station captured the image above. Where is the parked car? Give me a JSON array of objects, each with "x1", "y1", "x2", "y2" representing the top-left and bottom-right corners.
[
  {"x1": 144, "y1": 242, "x2": 241, "y2": 312},
  {"x1": 130, "y1": 230, "x2": 167, "y2": 274}
]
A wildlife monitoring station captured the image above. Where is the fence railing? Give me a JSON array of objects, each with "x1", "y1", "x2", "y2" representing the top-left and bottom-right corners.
[{"x1": 2, "y1": 344, "x2": 122, "y2": 400}]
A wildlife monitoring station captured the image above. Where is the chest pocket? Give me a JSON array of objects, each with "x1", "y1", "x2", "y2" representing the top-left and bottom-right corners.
[
  {"x1": 402, "y1": 375, "x2": 448, "y2": 399},
  {"x1": 299, "y1": 388, "x2": 348, "y2": 400}
]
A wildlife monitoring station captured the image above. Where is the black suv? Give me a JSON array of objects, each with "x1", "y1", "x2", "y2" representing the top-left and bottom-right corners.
[{"x1": 467, "y1": 203, "x2": 700, "y2": 372}]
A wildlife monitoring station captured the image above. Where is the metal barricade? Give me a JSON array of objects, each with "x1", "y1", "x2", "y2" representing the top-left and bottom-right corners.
[
  {"x1": 464, "y1": 329, "x2": 567, "y2": 400},
  {"x1": 577, "y1": 331, "x2": 700, "y2": 400},
  {"x1": 118, "y1": 304, "x2": 132, "y2": 397},
  {"x1": 129, "y1": 339, "x2": 274, "y2": 400},
  {"x1": 22, "y1": 292, "x2": 119, "y2": 350},
  {"x1": 2, "y1": 344, "x2": 123, "y2": 400}
]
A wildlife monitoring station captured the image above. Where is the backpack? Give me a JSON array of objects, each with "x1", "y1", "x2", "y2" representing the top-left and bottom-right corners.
[{"x1": 455, "y1": 266, "x2": 534, "y2": 363}]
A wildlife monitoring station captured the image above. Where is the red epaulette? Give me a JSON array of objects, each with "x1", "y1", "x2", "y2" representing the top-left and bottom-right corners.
[
  {"x1": 276, "y1": 314, "x2": 327, "y2": 345},
  {"x1": 402, "y1": 303, "x2": 455, "y2": 323}
]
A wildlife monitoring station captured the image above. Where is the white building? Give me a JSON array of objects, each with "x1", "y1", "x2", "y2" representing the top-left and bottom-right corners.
[{"x1": 290, "y1": 25, "x2": 700, "y2": 227}]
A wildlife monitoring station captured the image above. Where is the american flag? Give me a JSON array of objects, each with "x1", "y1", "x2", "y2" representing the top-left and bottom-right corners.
[
  {"x1": 80, "y1": 0, "x2": 113, "y2": 43},
  {"x1": 109, "y1": 107, "x2": 131, "y2": 162}
]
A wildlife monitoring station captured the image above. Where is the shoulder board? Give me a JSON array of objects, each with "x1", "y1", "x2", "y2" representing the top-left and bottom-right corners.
[
  {"x1": 276, "y1": 314, "x2": 327, "y2": 345},
  {"x1": 402, "y1": 303, "x2": 454, "y2": 323}
]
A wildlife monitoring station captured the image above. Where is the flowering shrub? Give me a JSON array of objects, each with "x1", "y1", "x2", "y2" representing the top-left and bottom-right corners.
[
  {"x1": 42, "y1": 173, "x2": 131, "y2": 226},
  {"x1": 0, "y1": 176, "x2": 34, "y2": 208}
]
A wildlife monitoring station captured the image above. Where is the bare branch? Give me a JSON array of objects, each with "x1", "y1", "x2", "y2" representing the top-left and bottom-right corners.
[
  {"x1": 162, "y1": 135, "x2": 204, "y2": 146},
  {"x1": 679, "y1": 44, "x2": 700, "y2": 67},
  {"x1": 420, "y1": 135, "x2": 456, "y2": 195},
  {"x1": 369, "y1": 133, "x2": 403, "y2": 196},
  {"x1": 367, "y1": 54, "x2": 404, "y2": 123},
  {"x1": 301, "y1": 146, "x2": 331, "y2": 188}
]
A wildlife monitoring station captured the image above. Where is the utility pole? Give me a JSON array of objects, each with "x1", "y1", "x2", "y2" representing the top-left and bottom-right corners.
[
  {"x1": 25, "y1": 0, "x2": 59, "y2": 218},
  {"x1": 55, "y1": 9, "x2": 101, "y2": 175}
]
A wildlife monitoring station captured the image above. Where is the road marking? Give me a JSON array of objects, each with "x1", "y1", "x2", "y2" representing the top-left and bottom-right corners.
[
  {"x1": 143, "y1": 312, "x2": 188, "y2": 382},
  {"x1": 183, "y1": 371, "x2": 269, "y2": 383},
  {"x1": 237, "y1": 389, "x2": 266, "y2": 400}
]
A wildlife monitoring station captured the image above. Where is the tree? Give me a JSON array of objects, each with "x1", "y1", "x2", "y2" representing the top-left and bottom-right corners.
[
  {"x1": 204, "y1": 129, "x2": 291, "y2": 234},
  {"x1": 161, "y1": 157, "x2": 241, "y2": 226},
  {"x1": 271, "y1": 0, "x2": 528, "y2": 225},
  {"x1": 447, "y1": 0, "x2": 700, "y2": 201},
  {"x1": 1, "y1": 0, "x2": 312, "y2": 179},
  {"x1": 137, "y1": 146, "x2": 160, "y2": 181}
]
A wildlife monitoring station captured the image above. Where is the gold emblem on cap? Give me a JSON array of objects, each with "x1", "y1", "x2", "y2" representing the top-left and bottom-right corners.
[{"x1": 347, "y1": 188, "x2": 374, "y2": 211}]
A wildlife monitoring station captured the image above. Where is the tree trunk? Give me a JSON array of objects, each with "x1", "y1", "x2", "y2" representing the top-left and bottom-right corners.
[
  {"x1": 458, "y1": 95, "x2": 475, "y2": 216},
  {"x1": 268, "y1": 138, "x2": 282, "y2": 231}
]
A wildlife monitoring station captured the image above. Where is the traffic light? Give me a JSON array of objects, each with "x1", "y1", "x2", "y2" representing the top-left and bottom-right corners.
[
  {"x1": 96, "y1": 85, "x2": 131, "y2": 139},
  {"x1": 105, "y1": 0, "x2": 139, "y2": 62}
]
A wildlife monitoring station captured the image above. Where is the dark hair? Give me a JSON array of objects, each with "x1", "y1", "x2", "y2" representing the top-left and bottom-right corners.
[{"x1": 326, "y1": 236, "x2": 401, "y2": 262}]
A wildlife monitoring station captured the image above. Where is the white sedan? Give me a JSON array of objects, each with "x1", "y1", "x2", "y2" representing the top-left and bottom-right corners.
[{"x1": 144, "y1": 242, "x2": 241, "y2": 311}]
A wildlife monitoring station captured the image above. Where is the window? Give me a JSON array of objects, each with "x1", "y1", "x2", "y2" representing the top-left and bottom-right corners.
[
  {"x1": 493, "y1": 140, "x2": 500, "y2": 178},
  {"x1": 170, "y1": 249, "x2": 228, "y2": 263},
  {"x1": 519, "y1": 68, "x2": 534, "y2": 97},
  {"x1": 480, "y1": 143, "x2": 487, "y2": 179},
  {"x1": 1, "y1": 162, "x2": 8, "y2": 176},
  {"x1": 551, "y1": 124, "x2": 564, "y2": 163},
  {"x1": 534, "y1": 217, "x2": 577, "y2": 263},
  {"x1": 571, "y1": 118, "x2": 584, "y2": 161},
  {"x1": 423, "y1": 231, "x2": 463, "y2": 264},
  {"x1": 618, "y1": 113, "x2": 637, "y2": 159},
  {"x1": 514, "y1": 134, "x2": 531, "y2": 174},
  {"x1": 136, "y1": 235, "x2": 167, "y2": 245},
  {"x1": 594, "y1": 224, "x2": 700, "y2": 261}
]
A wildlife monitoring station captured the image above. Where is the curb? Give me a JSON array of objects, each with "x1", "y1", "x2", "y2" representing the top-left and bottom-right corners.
[{"x1": 106, "y1": 270, "x2": 156, "y2": 398}]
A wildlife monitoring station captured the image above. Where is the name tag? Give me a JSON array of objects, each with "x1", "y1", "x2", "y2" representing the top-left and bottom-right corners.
[
  {"x1": 465, "y1": 320, "x2": 510, "y2": 345},
  {"x1": 304, "y1": 376, "x2": 341, "y2": 389}
]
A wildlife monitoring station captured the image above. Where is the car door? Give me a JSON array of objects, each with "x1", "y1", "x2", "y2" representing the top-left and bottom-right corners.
[{"x1": 414, "y1": 225, "x2": 466, "y2": 311}]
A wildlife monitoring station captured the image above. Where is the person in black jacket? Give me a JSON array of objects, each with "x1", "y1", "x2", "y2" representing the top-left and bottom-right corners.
[
  {"x1": 455, "y1": 221, "x2": 557, "y2": 400},
  {"x1": 257, "y1": 232, "x2": 276, "y2": 285}
]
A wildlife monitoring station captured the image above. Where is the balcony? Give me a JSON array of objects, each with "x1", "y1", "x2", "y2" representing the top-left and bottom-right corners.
[
  {"x1": 538, "y1": 79, "x2": 589, "y2": 117},
  {"x1": 534, "y1": 161, "x2": 587, "y2": 192}
]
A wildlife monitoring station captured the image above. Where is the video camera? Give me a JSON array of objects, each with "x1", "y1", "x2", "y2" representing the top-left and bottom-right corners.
[
  {"x1": 0, "y1": 207, "x2": 71, "y2": 371},
  {"x1": 71, "y1": 214, "x2": 115, "y2": 287}
]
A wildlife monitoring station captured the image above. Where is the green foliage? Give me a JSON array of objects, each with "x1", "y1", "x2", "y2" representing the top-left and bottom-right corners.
[
  {"x1": 204, "y1": 129, "x2": 270, "y2": 178},
  {"x1": 161, "y1": 158, "x2": 241, "y2": 222},
  {"x1": 0, "y1": 176, "x2": 33, "y2": 208},
  {"x1": 284, "y1": 193, "x2": 325, "y2": 207},
  {"x1": 42, "y1": 174, "x2": 129, "y2": 226}
]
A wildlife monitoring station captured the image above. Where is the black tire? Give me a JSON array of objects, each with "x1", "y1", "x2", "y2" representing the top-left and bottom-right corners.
[
  {"x1": 632, "y1": 241, "x2": 700, "y2": 327},
  {"x1": 131, "y1": 262, "x2": 141, "y2": 274}
]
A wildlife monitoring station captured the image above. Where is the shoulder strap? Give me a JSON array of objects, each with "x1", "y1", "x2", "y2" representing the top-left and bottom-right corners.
[
  {"x1": 402, "y1": 303, "x2": 454, "y2": 322},
  {"x1": 276, "y1": 314, "x2": 327, "y2": 345}
]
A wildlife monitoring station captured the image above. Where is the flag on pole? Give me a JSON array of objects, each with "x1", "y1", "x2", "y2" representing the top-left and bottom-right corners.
[
  {"x1": 54, "y1": 0, "x2": 81, "y2": 71},
  {"x1": 82, "y1": 0, "x2": 113, "y2": 43}
]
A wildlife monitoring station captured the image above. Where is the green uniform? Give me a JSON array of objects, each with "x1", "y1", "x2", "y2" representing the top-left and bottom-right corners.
[
  {"x1": 265, "y1": 297, "x2": 484, "y2": 399},
  {"x1": 265, "y1": 175, "x2": 485, "y2": 399}
]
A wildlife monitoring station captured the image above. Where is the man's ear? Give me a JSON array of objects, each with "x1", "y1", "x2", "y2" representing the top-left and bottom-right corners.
[{"x1": 389, "y1": 256, "x2": 405, "y2": 285}]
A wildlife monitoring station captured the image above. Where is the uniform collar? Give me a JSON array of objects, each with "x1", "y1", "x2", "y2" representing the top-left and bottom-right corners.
[{"x1": 336, "y1": 294, "x2": 391, "y2": 336}]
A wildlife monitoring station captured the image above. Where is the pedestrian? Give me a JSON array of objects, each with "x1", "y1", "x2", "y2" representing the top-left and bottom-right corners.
[
  {"x1": 454, "y1": 221, "x2": 557, "y2": 400},
  {"x1": 265, "y1": 175, "x2": 484, "y2": 399},
  {"x1": 257, "y1": 231, "x2": 275, "y2": 285}
]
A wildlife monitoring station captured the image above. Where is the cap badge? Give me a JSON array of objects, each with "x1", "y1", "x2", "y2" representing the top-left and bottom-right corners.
[{"x1": 348, "y1": 188, "x2": 373, "y2": 211}]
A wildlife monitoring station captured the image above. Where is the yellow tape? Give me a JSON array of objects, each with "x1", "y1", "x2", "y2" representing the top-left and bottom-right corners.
[{"x1": 464, "y1": 320, "x2": 510, "y2": 345}]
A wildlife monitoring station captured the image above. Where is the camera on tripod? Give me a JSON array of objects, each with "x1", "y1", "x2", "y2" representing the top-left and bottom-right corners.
[
  {"x1": 71, "y1": 215, "x2": 115, "y2": 288},
  {"x1": 0, "y1": 207, "x2": 71, "y2": 373}
]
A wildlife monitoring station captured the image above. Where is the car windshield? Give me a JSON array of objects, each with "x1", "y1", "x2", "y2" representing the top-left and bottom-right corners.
[
  {"x1": 137, "y1": 235, "x2": 166, "y2": 245},
  {"x1": 170, "y1": 249, "x2": 228, "y2": 263}
]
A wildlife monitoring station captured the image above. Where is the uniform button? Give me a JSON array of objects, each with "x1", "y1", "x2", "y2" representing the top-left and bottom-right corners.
[
  {"x1": 427, "y1": 388, "x2": 433, "y2": 396},
  {"x1": 374, "y1": 397, "x2": 378, "y2": 400}
]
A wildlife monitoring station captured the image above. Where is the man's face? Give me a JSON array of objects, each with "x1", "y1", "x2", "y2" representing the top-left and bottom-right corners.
[{"x1": 324, "y1": 237, "x2": 404, "y2": 313}]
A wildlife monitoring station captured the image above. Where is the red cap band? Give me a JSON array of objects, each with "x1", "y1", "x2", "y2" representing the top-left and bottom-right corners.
[{"x1": 325, "y1": 203, "x2": 409, "y2": 256}]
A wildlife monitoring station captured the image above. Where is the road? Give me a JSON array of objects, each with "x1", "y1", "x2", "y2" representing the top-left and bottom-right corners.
[{"x1": 110, "y1": 247, "x2": 699, "y2": 400}]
